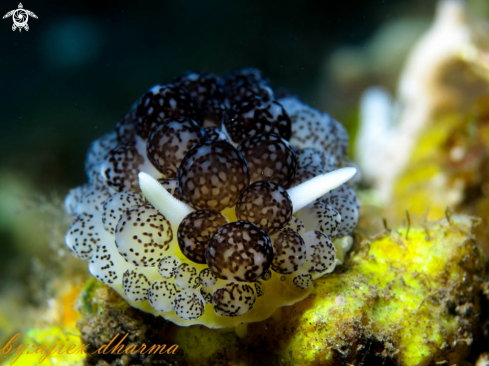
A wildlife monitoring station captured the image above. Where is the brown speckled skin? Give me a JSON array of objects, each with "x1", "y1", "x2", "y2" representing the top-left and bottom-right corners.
[
  {"x1": 173, "y1": 291, "x2": 205, "y2": 319},
  {"x1": 102, "y1": 144, "x2": 145, "y2": 192},
  {"x1": 174, "y1": 263, "x2": 200, "y2": 289},
  {"x1": 224, "y1": 96, "x2": 291, "y2": 144},
  {"x1": 296, "y1": 201, "x2": 341, "y2": 237},
  {"x1": 321, "y1": 184, "x2": 360, "y2": 236},
  {"x1": 148, "y1": 280, "x2": 180, "y2": 308},
  {"x1": 115, "y1": 106, "x2": 138, "y2": 144},
  {"x1": 204, "y1": 126, "x2": 229, "y2": 142},
  {"x1": 202, "y1": 99, "x2": 227, "y2": 127},
  {"x1": 205, "y1": 220, "x2": 273, "y2": 282},
  {"x1": 198, "y1": 267, "x2": 217, "y2": 287},
  {"x1": 146, "y1": 116, "x2": 207, "y2": 177},
  {"x1": 172, "y1": 71, "x2": 224, "y2": 104},
  {"x1": 296, "y1": 147, "x2": 337, "y2": 172},
  {"x1": 212, "y1": 282, "x2": 256, "y2": 317},
  {"x1": 177, "y1": 210, "x2": 228, "y2": 264},
  {"x1": 292, "y1": 273, "x2": 312, "y2": 289},
  {"x1": 66, "y1": 212, "x2": 100, "y2": 260},
  {"x1": 178, "y1": 140, "x2": 250, "y2": 211},
  {"x1": 225, "y1": 81, "x2": 274, "y2": 107},
  {"x1": 157, "y1": 255, "x2": 181, "y2": 279},
  {"x1": 85, "y1": 133, "x2": 118, "y2": 184},
  {"x1": 89, "y1": 243, "x2": 123, "y2": 285},
  {"x1": 102, "y1": 191, "x2": 146, "y2": 235},
  {"x1": 236, "y1": 181, "x2": 292, "y2": 235},
  {"x1": 122, "y1": 269, "x2": 151, "y2": 301},
  {"x1": 115, "y1": 203, "x2": 173, "y2": 266},
  {"x1": 290, "y1": 108, "x2": 349, "y2": 160},
  {"x1": 271, "y1": 228, "x2": 306, "y2": 274},
  {"x1": 172, "y1": 71, "x2": 227, "y2": 128},
  {"x1": 135, "y1": 84, "x2": 202, "y2": 139},
  {"x1": 306, "y1": 230, "x2": 335, "y2": 273},
  {"x1": 223, "y1": 68, "x2": 273, "y2": 106},
  {"x1": 238, "y1": 133, "x2": 297, "y2": 188}
]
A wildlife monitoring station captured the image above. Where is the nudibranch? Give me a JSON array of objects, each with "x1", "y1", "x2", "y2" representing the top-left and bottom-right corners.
[{"x1": 64, "y1": 69, "x2": 360, "y2": 331}]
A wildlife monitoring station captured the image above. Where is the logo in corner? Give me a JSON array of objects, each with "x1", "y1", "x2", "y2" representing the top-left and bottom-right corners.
[{"x1": 3, "y1": 3, "x2": 37, "y2": 32}]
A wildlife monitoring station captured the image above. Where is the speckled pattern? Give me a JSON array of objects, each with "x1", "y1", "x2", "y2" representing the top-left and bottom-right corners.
[
  {"x1": 178, "y1": 140, "x2": 250, "y2": 211},
  {"x1": 101, "y1": 144, "x2": 145, "y2": 192},
  {"x1": 296, "y1": 147, "x2": 337, "y2": 173},
  {"x1": 236, "y1": 181, "x2": 292, "y2": 235},
  {"x1": 66, "y1": 213, "x2": 102, "y2": 261},
  {"x1": 198, "y1": 268, "x2": 217, "y2": 287},
  {"x1": 224, "y1": 96, "x2": 291, "y2": 144},
  {"x1": 238, "y1": 133, "x2": 297, "y2": 188},
  {"x1": 89, "y1": 242, "x2": 129, "y2": 285},
  {"x1": 321, "y1": 183, "x2": 361, "y2": 210},
  {"x1": 146, "y1": 116, "x2": 207, "y2": 177},
  {"x1": 173, "y1": 290, "x2": 205, "y2": 320},
  {"x1": 157, "y1": 255, "x2": 181, "y2": 279},
  {"x1": 85, "y1": 132, "x2": 118, "y2": 185},
  {"x1": 205, "y1": 220, "x2": 273, "y2": 282},
  {"x1": 64, "y1": 68, "x2": 359, "y2": 324},
  {"x1": 225, "y1": 82, "x2": 274, "y2": 107},
  {"x1": 65, "y1": 184, "x2": 111, "y2": 219},
  {"x1": 177, "y1": 210, "x2": 228, "y2": 263},
  {"x1": 204, "y1": 126, "x2": 229, "y2": 142},
  {"x1": 200, "y1": 286, "x2": 213, "y2": 304},
  {"x1": 283, "y1": 216, "x2": 306, "y2": 235},
  {"x1": 135, "y1": 84, "x2": 202, "y2": 139},
  {"x1": 289, "y1": 107, "x2": 349, "y2": 161},
  {"x1": 115, "y1": 203, "x2": 173, "y2": 266},
  {"x1": 122, "y1": 268, "x2": 151, "y2": 302},
  {"x1": 223, "y1": 68, "x2": 273, "y2": 106},
  {"x1": 172, "y1": 71, "x2": 224, "y2": 105},
  {"x1": 303, "y1": 230, "x2": 336, "y2": 273},
  {"x1": 116, "y1": 106, "x2": 138, "y2": 144},
  {"x1": 212, "y1": 282, "x2": 256, "y2": 317},
  {"x1": 148, "y1": 280, "x2": 180, "y2": 312},
  {"x1": 254, "y1": 281, "x2": 264, "y2": 297},
  {"x1": 271, "y1": 228, "x2": 306, "y2": 274},
  {"x1": 295, "y1": 200, "x2": 341, "y2": 237},
  {"x1": 292, "y1": 273, "x2": 312, "y2": 289},
  {"x1": 321, "y1": 184, "x2": 360, "y2": 237},
  {"x1": 202, "y1": 99, "x2": 227, "y2": 127},
  {"x1": 102, "y1": 191, "x2": 146, "y2": 235},
  {"x1": 174, "y1": 263, "x2": 200, "y2": 289}
]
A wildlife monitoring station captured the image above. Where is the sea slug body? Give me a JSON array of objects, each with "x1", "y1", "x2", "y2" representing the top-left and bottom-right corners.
[{"x1": 64, "y1": 68, "x2": 360, "y2": 328}]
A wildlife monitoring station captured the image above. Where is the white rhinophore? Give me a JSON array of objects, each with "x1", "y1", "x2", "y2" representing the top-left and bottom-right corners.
[
  {"x1": 287, "y1": 167, "x2": 356, "y2": 213},
  {"x1": 138, "y1": 172, "x2": 194, "y2": 226}
]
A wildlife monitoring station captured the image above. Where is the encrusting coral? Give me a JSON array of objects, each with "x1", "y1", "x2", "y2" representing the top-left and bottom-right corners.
[
  {"x1": 74, "y1": 214, "x2": 486, "y2": 366},
  {"x1": 64, "y1": 68, "x2": 360, "y2": 330}
]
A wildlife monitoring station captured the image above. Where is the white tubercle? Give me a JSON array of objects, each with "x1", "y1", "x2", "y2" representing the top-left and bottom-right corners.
[
  {"x1": 287, "y1": 167, "x2": 357, "y2": 213},
  {"x1": 138, "y1": 171, "x2": 194, "y2": 226}
]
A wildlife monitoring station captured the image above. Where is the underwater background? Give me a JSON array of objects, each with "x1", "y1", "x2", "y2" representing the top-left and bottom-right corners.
[{"x1": 1, "y1": 0, "x2": 488, "y2": 365}]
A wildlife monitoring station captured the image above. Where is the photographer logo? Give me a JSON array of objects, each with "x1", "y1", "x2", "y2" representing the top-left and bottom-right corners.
[{"x1": 3, "y1": 3, "x2": 38, "y2": 32}]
